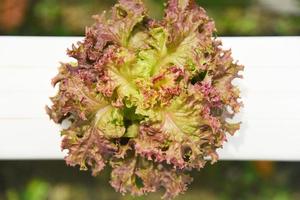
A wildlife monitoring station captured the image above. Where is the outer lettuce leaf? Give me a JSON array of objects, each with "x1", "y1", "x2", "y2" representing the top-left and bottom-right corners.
[
  {"x1": 110, "y1": 0, "x2": 146, "y2": 47},
  {"x1": 110, "y1": 156, "x2": 193, "y2": 199},
  {"x1": 62, "y1": 125, "x2": 117, "y2": 176},
  {"x1": 134, "y1": 23, "x2": 200, "y2": 77},
  {"x1": 135, "y1": 89, "x2": 220, "y2": 169},
  {"x1": 136, "y1": 163, "x2": 193, "y2": 200},
  {"x1": 46, "y1": 63, "x2": 107, "y2": 123},
  {"x1": 163, "y1": 0, "x2": 216, "y2": 74},
  {"x1": 67, "y1": 0, "x2": 146, "y2": 68}
]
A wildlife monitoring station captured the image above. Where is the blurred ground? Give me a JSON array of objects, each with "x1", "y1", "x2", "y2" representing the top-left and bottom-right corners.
[{"x1": 0, "y1": 161, "x2": 300, "y2": 200}]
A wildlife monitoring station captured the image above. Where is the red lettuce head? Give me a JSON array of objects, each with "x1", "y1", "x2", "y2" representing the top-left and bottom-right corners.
[{"x1": 47, "y1": 0, "x2": 243, "y2": 199}]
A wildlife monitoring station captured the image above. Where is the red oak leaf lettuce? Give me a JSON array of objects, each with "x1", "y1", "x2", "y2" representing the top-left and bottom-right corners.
[{"x1": 47, "y1": 0, "x2": 243, "y2": 199}]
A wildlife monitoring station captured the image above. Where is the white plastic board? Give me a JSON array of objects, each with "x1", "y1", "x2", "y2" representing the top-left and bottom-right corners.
[{"x1": 0, "y1": 36, "x2": 300, "y2": 160}]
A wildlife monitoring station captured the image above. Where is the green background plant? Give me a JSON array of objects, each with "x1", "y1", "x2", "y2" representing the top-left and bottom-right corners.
[{"x1": 0, "y1": 0, "x2": 300, "y2": 36}]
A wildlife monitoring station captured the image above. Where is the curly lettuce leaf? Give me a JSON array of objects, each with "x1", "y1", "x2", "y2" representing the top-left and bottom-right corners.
[
  {"x1": 110, "y1": 156, "x2": 193, "y2": 199},
  {"x1": 46, "y1": 64, "x2": 107, "y2": 123},
  {"x1": 61, "y1": 124, "x2": 117, "y2": 176},
  {"x1": 110, "y1": 0, "x2": 147, "y2": 47}
]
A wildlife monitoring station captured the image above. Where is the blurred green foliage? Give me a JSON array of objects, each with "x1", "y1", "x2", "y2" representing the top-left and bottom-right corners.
[
  {"x1": 0, "y1": 161, "x2": 300, "y2": 200},
  {"x1": 0, "y1": 0, "x2": 299, "y2": 36}
]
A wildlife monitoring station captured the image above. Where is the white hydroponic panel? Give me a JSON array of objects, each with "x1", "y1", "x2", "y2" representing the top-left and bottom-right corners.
[{"x1": 0, "y1": 36, "x2": 300, "y2": 160}]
